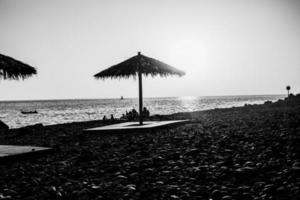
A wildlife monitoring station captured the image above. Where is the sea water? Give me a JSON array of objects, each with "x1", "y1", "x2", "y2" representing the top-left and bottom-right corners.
[{"x1": 0, "y1": 95, "x2": 284, "y2": 128}]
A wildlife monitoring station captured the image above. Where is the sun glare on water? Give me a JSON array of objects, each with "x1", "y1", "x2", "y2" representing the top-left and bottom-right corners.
[
  {"x1": 179, "y1": 96, "x2": 198, "y2": 112},
  {"x1": 180, "y1": 96, "x2": 197, "y2": 101}
]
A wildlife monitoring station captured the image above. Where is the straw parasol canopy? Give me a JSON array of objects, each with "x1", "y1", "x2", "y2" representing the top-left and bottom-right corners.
[
  {"x1": 0, "y1": 53, "x2": 37, "y2": 80},
  {"x1": 94, "y1": 52, "x2": 185, "y2": 125}
]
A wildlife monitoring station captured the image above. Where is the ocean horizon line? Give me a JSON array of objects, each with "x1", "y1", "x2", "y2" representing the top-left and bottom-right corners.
[{"x1": 0, "y1": 94, "x2": 285, "y2": 103}]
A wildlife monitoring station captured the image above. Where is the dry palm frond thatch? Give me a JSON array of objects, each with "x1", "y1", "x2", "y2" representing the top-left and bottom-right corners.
[
  {"x1": 0, "y1": 53, "x2": 37, "y2": 80},
  {"x1": 94, "y1": 53, "x2": 185, "y2": 79}
]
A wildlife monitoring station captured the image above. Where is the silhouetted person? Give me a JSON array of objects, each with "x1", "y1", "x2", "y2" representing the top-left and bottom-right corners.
[
  {"x1": 132, "y1": 108, "x2": 138, "y2": 119},
  {"x1": 143, "y1": 107, "x2": 150, "y2": 118},
  {"x1": 102, "y1": 115, "x2": 107, "y2": 121},
  {"x1": 127, "y1": 111, "x2": 132, "y2": 120},
  {"x1": 121, "y1": 114, "x2": 126, "y2": 120},
  {"x1": 110, "y1": 114, "x2": 114, "y2": 121}
]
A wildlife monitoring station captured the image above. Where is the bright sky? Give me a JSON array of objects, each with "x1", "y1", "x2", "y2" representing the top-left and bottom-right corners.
[{"x1": 0, "y1": 0, "x2": 299, "y2": 100}]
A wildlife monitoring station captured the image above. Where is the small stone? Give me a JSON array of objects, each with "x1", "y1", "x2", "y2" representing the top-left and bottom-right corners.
[
  {"x1": 292, "y1": 162, "x2": 300, "y2": 171},
  {"x1": 126, "y1": 184, "x2": 136, "y2": 191},
  {"x1": 221, "y1": 195, "x2": 232, "y2": 200},
  {"x1": 0, "y1": 120, "x2": 9, "y2": 130},
  {"x1": 170, "y1": 195, "x2": 179, "y2": 199},
  {"x1": 91, "y1": 185, "x2": 101, "y2": 189},
  {"x1": 211, "y1": 190, "x2": 222, "y2": 200},
  {"x1": 117, "y1": 175, "x2": 127, "y2": 179},
  {"x1": 184, "y1": 148, "x2": 200, "y2": 156}
]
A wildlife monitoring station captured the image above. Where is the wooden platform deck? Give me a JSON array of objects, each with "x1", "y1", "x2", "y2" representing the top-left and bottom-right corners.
[
  {"x1": 0, "y1": 145, "x2": 52, "y2": 163},
  {"x1": 84, "y1": 120, "x2": 189, "y2": 134}
]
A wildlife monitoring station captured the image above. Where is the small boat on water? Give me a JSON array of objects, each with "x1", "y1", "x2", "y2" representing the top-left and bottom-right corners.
[{"x1": 21, "y1": 110, "x2": 38, "y2": 114}]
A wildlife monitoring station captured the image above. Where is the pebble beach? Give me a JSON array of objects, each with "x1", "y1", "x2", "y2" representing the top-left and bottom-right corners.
[{"x1": 0, "y1": 95, "x2": 299, "y2": 200}]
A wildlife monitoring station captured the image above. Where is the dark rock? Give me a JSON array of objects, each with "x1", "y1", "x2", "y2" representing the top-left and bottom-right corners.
[
  {"x1": 100, "y1": 142, "x2": 112, "y2": 149},
  {"x1": 240, "y1": 193, "x2": 252, "y2": 200},
  {"x1": 275, "y1": 186, "x2": 289, "y2": 197},
  {"x1": 166, "y1": 152, "x2": 181, "y2": 161},
  {"x1": 264, "y1": 101, "x2": 272, "y2": 105},
  {"x1": 292, "y1": 161, "x2": 300, "y2": 173},
  {"x1": 23, "y1": 123, "x2": 44, "y2": 129},
  {"x1": 184, "y1": 148, "x2": 200, "y2": 157},
  {"x1": 18, "y1": 127, "x2": 32, "y2": 135},
  {"x1": 221, "y1": 195, "x2": 232, "y2": 200},
  {"x1": 18, "y1": 123, "x2": 44, "y2": 135},
  {"x1": 0, "y1": 120, "x2": 9, "y2": 130},
  {"x1": 211, "y1": 190, "x2": 222, "y2": 200}
]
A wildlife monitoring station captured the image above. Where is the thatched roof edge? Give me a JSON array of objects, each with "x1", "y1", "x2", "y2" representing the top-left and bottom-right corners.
[
  {"x1": 94, "y1": 53, "x2": 185, "y2": 80},
  {"x1": 0, "y1": 53, "x2": 37, "y2": 80}
]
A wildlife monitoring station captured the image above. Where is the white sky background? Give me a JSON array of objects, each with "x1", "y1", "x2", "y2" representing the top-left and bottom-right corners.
[{"x1": 0, "y1": 0, "x2": 299, "y2": 100}]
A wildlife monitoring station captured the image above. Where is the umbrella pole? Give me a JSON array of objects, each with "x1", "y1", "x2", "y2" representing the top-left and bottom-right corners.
[{"x1": 138, "y1": 70, "x2": 143, "y2": 125}]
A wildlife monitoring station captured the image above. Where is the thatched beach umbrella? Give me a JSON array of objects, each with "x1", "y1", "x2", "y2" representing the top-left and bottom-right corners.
[
  {"x1": 0, "y1": 53, "x2": 37, "y2": 80},
  {"x1": 94, "y1": 52, "x2": 185, "y2": 125}
]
